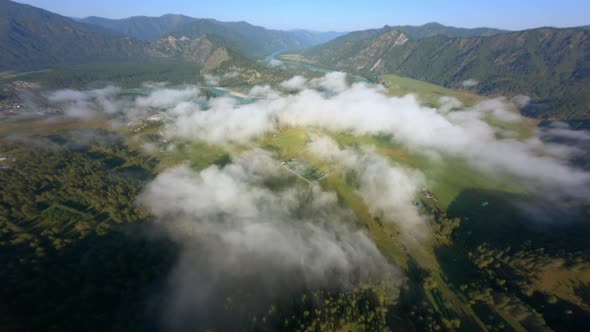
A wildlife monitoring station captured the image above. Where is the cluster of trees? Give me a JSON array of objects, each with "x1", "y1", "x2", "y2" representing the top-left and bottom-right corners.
[
  {"x1": 250, "y1": 288, "x2": 390, "y2": 331},
  {"x1": 1, "y1": 59, "x2": 296, "y2": 95},
  {"x1": 4, "y1": 125, "x2": 588, "y2": 331},
  {"x1": 450, "y1": 233, "x2": 590, "y2": 330},
  {"x1": 0, "y1": 222, "x2": 177, "y2": 332},
  {"x1": 431, "y1": 212, "x2": 461, "y2": 244},
  {"x1": 0, "y1": 129, "x2": 157, "y2": 259},
  {"x1": 0, "y1": 128, "x2": 401, "y2": 331},
  {"x1": 0, "y1": 129, "x2": 183, "y2": 331}
]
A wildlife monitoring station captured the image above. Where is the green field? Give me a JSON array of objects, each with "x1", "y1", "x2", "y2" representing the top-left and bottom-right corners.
[
  {"x1": 382, "y1": 74, "x2": 539, "y2": 139},
  {"x1": 381, "y1": 74, "x2": 483, "y2": 107},
  {"x1": 326, "y1": 131, "x2": 522, "y2": 209},
  {"x1": 282, "y1": 157, "x2": 328, "y2": 182},
  {"x1": 278, "y1": 53, "x2": 318, "y2": 65},
  {"x1": 259, "y1": 127, "x2": 478, "y2": 306},
  {"x1": 256, "y1": 124, "x2": 558, "y2": 330},
  {"x1": 3, "y1": 111, "x2": 585, "y2": 331}
]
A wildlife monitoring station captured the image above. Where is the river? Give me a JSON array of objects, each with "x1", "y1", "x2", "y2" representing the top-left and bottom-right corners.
[
  {"x1": 265, "y1": 51, "x2": 370, "y2": 83},
  {"x1": 120, "y1": 51, "x2": 370, "y2": 104},
  {"x1": 121, "y1": 85, "x2": 255, "y2": 105}
]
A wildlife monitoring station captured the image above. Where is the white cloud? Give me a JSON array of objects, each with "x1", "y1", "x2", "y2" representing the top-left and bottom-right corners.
[
  {"x1": 512, "y1": 95, "x2": 531, "y2": 108},
  {"x1": 44, "y1": 74, "x2": 590, "y2": 203},
  {"x1": 248, "y1": 85, "x2": 280, "y2": 99},
  {"x1": 309, "y1": 71, "x2": 350, "y2": 93},
  {"x1": 46, "y1": 86, "x2": 122, "y2": 119},
  {"x1": 136, "y1": 87, "x2": 201, "y2": 109},
  {"x1": 462, "y1": 79, "x2": 479, "y2": 87},
  {"x1": 139, "y1": 149, "x2": 399, "y2": 329},
  {"x1": 280, "y1": 75, "x2": 308, "y2": 91},
  {"x1": 438, "y1": 96, "x2": 462, "y2": 113},
  {"x1": 542, "y1": 122, "x2": 590, "y2": 142},
  {"x1": 161, "y1": 75, "x2": 590, "y2": 199},
  {"x1": 141, "y1": 150, "x2": 398, "y2": 276},
  {"x1": 170, "y1": 97, "x2": 276, "y2": 144},
  {"x1": 268, "y1": 59, "x2": 284, "y2": 68},
  {"x1": 308, "y1": 136, "x2": 428, "y2": 238},
  {"x1": 222, "y1": 70, "x2": 240, "y2": 79},
  {"x1": 42, "y1": 73, "x2": 590, "y2": 328},
  {"x1": 203, "y1": 74, "x2": 220, "y2": 86}
]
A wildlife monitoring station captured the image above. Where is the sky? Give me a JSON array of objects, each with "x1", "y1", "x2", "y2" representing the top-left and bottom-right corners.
[{"x1": 15, "y1": 0, "x2": 590, "y2": 32}]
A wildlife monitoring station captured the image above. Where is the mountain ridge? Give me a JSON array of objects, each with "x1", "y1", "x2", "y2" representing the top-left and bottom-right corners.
[
  {"x1": 0, "y1": 1, "x2": 254, "y2": 71},
  {"x1": 77, "y1": 14, "x2": 197, "y2": 41},
  {"x1": 384, "y1": 22, "x2": 507, "y2": 39},
  {"x1": 79, "y1": 15, "x2": 345, "y2": 58},
  {"x1": 304, "y1": 26, "x2": 590, "y2": 119},
  {"x1": 0, "y1": 0, "x2": 150, "y2": 71}
]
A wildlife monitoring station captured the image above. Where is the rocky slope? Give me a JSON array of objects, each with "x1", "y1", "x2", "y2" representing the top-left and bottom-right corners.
[
  {"x1": 148, "y1": 35, "x2": 232, "y2": 70},
  {"x1": 305, "y1": 27, "x2": 590, "y2": 119}
]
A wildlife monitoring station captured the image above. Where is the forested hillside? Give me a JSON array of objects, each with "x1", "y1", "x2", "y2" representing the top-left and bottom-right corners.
[{"x1": 305, "y1": 27, "x2": 590, "y2": 119}]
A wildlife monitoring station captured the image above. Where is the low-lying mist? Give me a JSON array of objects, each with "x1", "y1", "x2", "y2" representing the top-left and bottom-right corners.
[
  {"x1": 138, "y1": 149, "x2": 399, "y2": 330},
  {"x1": 40, "y1": 71, "x2": 590, "y2": 330}
]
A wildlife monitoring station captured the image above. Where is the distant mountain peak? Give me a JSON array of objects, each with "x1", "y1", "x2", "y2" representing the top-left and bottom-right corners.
[
  {"x1": 377, "y1": 30, "x2": 409, "y2": 45},
  {"x1": 76, "y1": 13, "x2": 344, "y2": 57},
  {"x1": 421, "y1": 22, "x2": 444, "y2": 27},
  {"x1": 0, "y1": 1, "x2": 245, "y2": 71}
]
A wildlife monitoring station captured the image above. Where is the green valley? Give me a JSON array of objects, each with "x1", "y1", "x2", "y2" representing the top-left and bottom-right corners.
[{"x1": 1, "y1": 1, "x2": 590, "y2": 331}]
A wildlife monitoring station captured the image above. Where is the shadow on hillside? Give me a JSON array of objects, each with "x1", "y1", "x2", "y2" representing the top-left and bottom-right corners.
[
  {"x1": 446, "y1": 189, "x2": 590, "y2": 252},
  {"x1": 0, "y1": 223, "x2": 177, "y2": 332}
]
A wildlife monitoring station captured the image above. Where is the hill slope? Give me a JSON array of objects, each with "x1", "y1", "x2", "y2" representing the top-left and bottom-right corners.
[
  {"x1": 0, "y1": 1, "x2": 244, "y2": 72},
  {"x1": 165, "y1": 19, "x2": 339, "y2": 58},
  {"x1": 389, "y1": 22, "x2": 506, "y2": 39},
  {"x1": 147, "y1": 35, "x2": 238, "y2": 70},
  {"x1": 0, "y1": 0, "x2": 150, "y2": 71},
  {"x1": 80, "y1": 15, "x2": 345, "y2": 58},
  {"x1": 304, "y1": 28, "x2": 590, "y2": 119},
  {"x1": 78, "y1": 14, "x2": 196, "y2": 41}
]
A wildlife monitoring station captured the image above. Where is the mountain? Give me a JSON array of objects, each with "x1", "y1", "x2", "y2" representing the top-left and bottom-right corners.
[
  {"x1": 288, "y1": 29, "x2": 347, "y2": 45},
  {"x1": 78, "y1": 14, "x2": 196, "y2": 41},
  {"x1": 0, "y1": 0, "x2": 150, "y2": 71},
  {"x1": 1, "y1": 1, "x2": 336, "y2": 71},
  {"x1": 390, "y1": 22, "x2": 506, "y2": 39},
  {"x1": 147, "y1": 35, "x2": 238, "y2": 71},
  {"x1": 304, "y1": 27, "x2": 590, "y2": 119},
  {"x1": 80, "y1": 14, "x2": 344, "y2": 58},
  {"x1": 306, "y1": 23, "x2": 505, "y2": 54},
  {"x1": 0, "y1": 1, "x2": 243, "y2": 72},
  {"x1": 158, "y1": 19, "x2": 344, "y2": 58}
]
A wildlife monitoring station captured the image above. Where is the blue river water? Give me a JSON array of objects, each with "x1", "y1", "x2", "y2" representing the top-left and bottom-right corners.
[
  {"x1": 265, "y1": 50, "x2": 370, "y2": 83},
  {"x1": 121, "y1": 51, "x2": 370, "y2": 106},
  {"x1": 121, "y1": 86, "x2": 255, "y2": 106}
]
